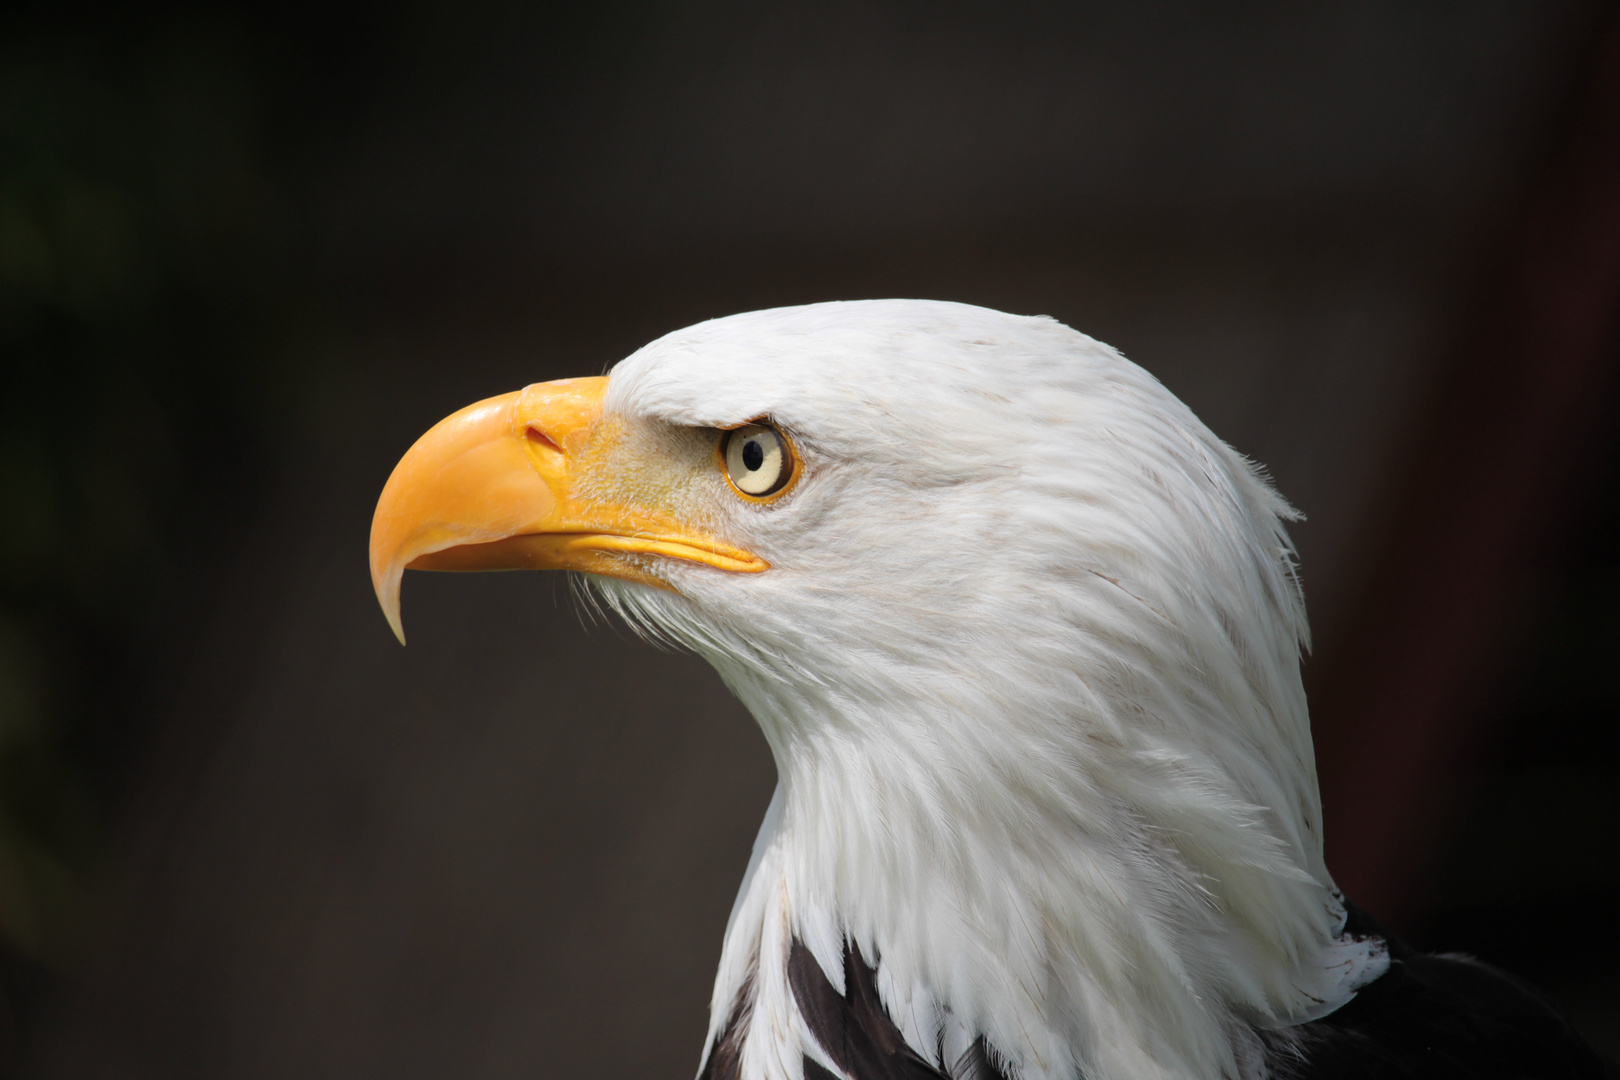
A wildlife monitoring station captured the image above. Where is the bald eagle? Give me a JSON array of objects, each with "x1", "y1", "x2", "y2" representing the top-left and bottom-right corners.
[{"x1": 370, "y1": 301, "x2": 1601, "y2": 1080}]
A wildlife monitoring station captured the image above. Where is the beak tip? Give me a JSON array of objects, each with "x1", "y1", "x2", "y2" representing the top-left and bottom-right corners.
[{"x1": 373, "y1": 561, "x2": 408, "y2": 646}]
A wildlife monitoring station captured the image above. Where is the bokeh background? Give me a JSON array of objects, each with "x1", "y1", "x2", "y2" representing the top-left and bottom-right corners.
[{"x1": 3, "y1": 1, "x2": 1619, "y2": 1076}]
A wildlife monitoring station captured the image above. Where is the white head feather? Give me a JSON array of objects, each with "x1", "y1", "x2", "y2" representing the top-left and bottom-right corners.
[{"x1": 590, "y1": 300, "x2": 1383, "y2": 1080}]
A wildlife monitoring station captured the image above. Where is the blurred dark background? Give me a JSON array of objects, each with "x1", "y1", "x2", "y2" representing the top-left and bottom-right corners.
[{"x1": 3, "y1": 1, "x2": 1619, "y2": 1076}]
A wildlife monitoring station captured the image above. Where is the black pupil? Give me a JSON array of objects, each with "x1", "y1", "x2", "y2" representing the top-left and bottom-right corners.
[{"x1": 742, "y1": 438, "x2": 765, "y2": 472}]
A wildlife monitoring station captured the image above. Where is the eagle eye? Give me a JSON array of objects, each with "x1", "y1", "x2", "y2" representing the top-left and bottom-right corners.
[{"x1": 721, "y1": 423, "x2": 794, "y2": 499}]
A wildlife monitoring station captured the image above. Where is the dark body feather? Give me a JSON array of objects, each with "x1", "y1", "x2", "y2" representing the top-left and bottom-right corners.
[
  {"x1": 698, "y1": 902, "x2": 1606, "y2": 1080},
  {"x1": 788, "y1": 939, "x2": 1009, "y2": 1080},
  {"x1": 697, "y1": 939, "x2": 1009, "y2": 1080},
  {"x1": 1263, "y1": 902, "x2": 1609, "y2": 1080}
]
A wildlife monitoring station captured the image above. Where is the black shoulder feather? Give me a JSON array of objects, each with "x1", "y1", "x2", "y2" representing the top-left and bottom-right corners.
[{"x1": 1266, "y1": 901, "x2": 1610, "y2": 1080}]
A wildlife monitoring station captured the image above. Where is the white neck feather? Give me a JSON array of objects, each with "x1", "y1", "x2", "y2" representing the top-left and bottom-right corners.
[{"x1": 689, "y1": 658, "x2": 1383, "y2": 1080}]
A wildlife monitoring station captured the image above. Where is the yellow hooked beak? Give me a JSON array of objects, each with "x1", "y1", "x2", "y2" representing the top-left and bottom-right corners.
[{"x1": 369, "y1": 376, "x2": 767, "y2": 643}]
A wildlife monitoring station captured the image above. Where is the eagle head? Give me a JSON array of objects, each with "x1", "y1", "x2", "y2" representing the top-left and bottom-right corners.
[{"x1": 370, "y1": 300, "x2": 1384, "y2": 1080}]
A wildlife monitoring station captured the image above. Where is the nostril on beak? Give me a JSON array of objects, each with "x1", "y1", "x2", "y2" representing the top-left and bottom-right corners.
[{"x1": 525, "y1": 425, "x2": 563, "y2": 454}]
